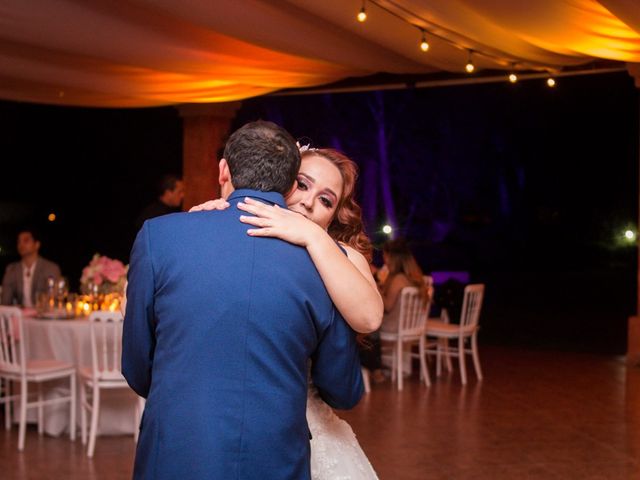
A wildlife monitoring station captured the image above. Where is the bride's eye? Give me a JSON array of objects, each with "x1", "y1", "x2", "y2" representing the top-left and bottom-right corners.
[
  {"x1": 297, "y1": 178, "x2": 308, "y2": 190},
  {"x1": 320, "y1": 197, "x2": 333, "y2": 209}
]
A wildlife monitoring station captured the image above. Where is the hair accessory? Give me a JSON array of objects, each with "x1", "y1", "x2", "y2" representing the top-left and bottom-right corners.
[{"x1": 296, "y1": 140, "x2": 316, "y2": 153}]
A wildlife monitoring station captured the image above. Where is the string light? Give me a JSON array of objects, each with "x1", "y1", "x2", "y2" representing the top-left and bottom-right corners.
[
  {"x1": 382, "y1": 224, "x2": 393, "y2": 235},
  {"x1": 419, "y1": 29, "x2": 429, "y2": 52},
  {"x1": 357, "y1": 1, "x2": 367, "y2": 22},
  {"x1": 348, "y1": 2, "x2": 567, "y2": 84},
  {"x1": 465, "y1": 50, "x2": 474, "y2": 73},
  {"x1": 508, "y1": 63, "x2": 518, "y2": 83}
]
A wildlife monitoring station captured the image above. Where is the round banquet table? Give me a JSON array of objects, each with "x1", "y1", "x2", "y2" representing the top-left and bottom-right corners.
[{"x1": 21, "y1": 316, "x2": 139, "y2": 437}]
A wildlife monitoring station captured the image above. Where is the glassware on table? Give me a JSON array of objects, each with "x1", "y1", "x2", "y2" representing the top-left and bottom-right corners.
[
  {"x1": 56, "y1": 277, "x2": 68, "y2": 298},
  {"x1": 36, "y1": 292, "x2": 48, "y2": 316}
]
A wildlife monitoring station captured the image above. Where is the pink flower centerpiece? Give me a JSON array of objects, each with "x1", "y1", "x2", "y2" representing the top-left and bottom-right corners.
[{"x1": 80, "y1": 254, "x2": 128, "y2": 294}]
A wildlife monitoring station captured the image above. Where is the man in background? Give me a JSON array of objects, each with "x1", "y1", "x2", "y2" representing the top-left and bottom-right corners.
[
  {"x1": 1, "y1": 228, "x2": 61, "y2": 307},
  {"x1": 134, "y1": 174, "x2": 185, "y2": 231}
]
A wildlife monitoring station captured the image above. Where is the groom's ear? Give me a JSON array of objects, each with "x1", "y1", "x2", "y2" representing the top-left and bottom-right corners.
[
  {"x1": 218, "y1": 158, "x2": 231, "y2": 186},
  {"x1": 218, "y1": 158, "x2": 234, "y2": 199}
]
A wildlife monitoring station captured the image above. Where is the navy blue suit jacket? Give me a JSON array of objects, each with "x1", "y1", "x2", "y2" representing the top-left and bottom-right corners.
[{"x1": 123, "y1": 189, "x2": 364, "y2": 480}]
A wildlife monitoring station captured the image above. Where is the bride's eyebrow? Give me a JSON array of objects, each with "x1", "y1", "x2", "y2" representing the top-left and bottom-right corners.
[
  {"x1": 299, "y1": 172, "x2": 338, "y2": 202},
  {"x1": 322, "y1": 188, "x2": 338, "y2": 202}
]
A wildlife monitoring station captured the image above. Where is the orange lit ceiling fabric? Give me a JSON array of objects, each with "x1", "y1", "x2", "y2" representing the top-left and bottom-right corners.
[{"x1": 0, "y1": 0, "x2": 638, "y2": 107}]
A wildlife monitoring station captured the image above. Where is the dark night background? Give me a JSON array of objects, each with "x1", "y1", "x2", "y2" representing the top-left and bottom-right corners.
[{"x1": 0, "y1": 71, "x2": 637, "y2": 354}]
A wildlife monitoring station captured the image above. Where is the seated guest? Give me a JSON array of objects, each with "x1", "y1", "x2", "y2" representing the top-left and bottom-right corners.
[
  {"x1": 135, "y1": 174, "x2": 185, "y2": 231},
  {"x1": 373, "y1": 262, "x2": 389, "y2": 287},
  {"x1": 380, "y1": 238, "x2": 430, "y2": 333},
  {"x1": 1, "y1": 228, "x2": 61, "y2": 307}
]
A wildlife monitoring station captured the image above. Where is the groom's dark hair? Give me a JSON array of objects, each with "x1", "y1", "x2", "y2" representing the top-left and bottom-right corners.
[{"x1": 223, "y1": 120, "x2": 300, "y2": 195}]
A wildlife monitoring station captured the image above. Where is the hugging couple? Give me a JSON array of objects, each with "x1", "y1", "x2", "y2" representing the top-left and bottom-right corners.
[{"x1": 124, "y1": 120, "x2": 383, "y2": 479}]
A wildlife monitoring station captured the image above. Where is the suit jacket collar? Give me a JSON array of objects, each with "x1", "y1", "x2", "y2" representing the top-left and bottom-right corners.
[
  {"x1": 20, "y1": 257, "x2": 40, "y2": 300},
  {"x1": 22, "y1": 258, "x2": 37, "y2": 275},
  {"x1": 30, "y1": 258, "x2": 42, "y2": 296},
  {"x1": 227, "y1": 189, "x2": 287, "y2": 208},
  {"x1": 16, "y1": 262, "x2": 24, "y2": 298}
]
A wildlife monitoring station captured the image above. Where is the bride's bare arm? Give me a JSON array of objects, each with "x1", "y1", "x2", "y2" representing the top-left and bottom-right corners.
[{"x1": 238, "y1": 198, "x2": 383, "y2": 333}]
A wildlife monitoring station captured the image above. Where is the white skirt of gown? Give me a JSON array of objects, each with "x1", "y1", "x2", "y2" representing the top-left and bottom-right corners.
[{"x1": 307, "y1": 384, "x2": 378, "y2": 480}]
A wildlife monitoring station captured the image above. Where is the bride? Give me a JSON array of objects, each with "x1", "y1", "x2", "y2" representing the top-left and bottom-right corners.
[{"x1": 191, "y1": 147, "x2": 382, "y2": 480}]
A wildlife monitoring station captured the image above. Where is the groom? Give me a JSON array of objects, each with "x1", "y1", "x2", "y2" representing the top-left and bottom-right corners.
[{"x1": 123, "y1": 120, "x2": 364, "y2": 479}]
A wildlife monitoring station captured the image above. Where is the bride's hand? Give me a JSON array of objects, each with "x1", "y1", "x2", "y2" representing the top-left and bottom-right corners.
[
  {"x1": 238, "y1": 197, "x2": 323, "y2": 247},
  {"x1": 188, "y1": 199, "x2": 230, "y2": 212}
]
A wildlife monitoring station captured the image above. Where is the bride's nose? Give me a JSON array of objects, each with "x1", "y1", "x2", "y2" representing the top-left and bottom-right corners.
[{"x1": 300, "y1": 193, "x2": 314, "y2": 211}]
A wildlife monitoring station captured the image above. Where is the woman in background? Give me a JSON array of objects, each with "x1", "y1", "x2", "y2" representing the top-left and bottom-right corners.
[{"x1": 379, "y1": 238, "x2": 431, "y2": 333}]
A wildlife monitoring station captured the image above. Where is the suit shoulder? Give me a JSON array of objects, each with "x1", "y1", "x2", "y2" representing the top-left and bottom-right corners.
[
  {"x1": 39, "y1": 257, "x2": 59, "y2": 267},
  {"x1": 4, "y1": 262, "x2": 19, "y2": 274},
  {"x1": 147, "y1": 210, "x2": 216, "y2": 226},
  {"x1": 144, "y1": 211, "x2": 193, "y2": 231},
  {"x1": 143, "y1": 211, "x2": 232, "y2": 244}
]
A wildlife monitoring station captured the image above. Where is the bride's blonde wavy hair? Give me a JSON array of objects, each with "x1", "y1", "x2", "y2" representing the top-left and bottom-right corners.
[{"x1": 301, "y1": 149, "x2": 372, "y2": 262}]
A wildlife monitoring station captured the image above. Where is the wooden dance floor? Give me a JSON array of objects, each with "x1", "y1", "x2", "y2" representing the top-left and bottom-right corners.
[{"x1": 2, "y1": 345, "x2": 640, "y2": 479}]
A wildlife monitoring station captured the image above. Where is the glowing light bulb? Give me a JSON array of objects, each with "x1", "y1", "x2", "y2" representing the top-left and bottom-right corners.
[
  {"x1": 625, "y1": 230, "x2": 636, "y2": 241},
  {"x1": 465, "y1": 50, "x2": 474, "y2": 73},
  {"x1": 509, "y1": 73, "x2": 518, "y2": 83},
  {"x1": 48, "y1": 213, "x2": 56, "y2": 222},
  {"x1": 547, "y1": 77, "x2": 556, "y2": 88},
  {"x1": 357, "y1": 7, "x2": 367, "y2": 22},
  {"x1": 419, "y1": 31, "x2": 429, "y2": 52},
  {"x1": 382, "y1": 225, "x2": 393, "y2": 235}
]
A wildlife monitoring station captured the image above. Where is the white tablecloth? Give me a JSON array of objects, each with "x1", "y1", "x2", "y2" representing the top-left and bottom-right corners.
[{"x1": 22, "y1": 317, "x2": 139, "y2": 437}]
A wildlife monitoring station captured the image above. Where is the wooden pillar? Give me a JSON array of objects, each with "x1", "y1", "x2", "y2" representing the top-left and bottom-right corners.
[
  {"x1": 177, "y1": 102, "x2": 241, "y2": 210},
  {"x1": 629, "y1": 64, "x2": 640, "y2": 316},
  {"x1": 627, "y1": 62, "x2": 640, "y2": 363}
]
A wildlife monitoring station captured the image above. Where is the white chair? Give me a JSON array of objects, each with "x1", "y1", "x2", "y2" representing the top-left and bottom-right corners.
[
  {"x1": 361, "y1": 367, "x2": 371, "y2": 394},
  {"x1": 80, "y1": 311, "x2": 142, "y2": 457},
  {"x1": 380, "y1": 287, "x2": 432, "y2": 391},
  {"x1": 424, "y1": 284, "x2": 485, "y2": 385},
  {"x1": 0, "y1": 306, "x2": 76, "y2": 450},
  {"x1": 1, "y1": 376, "x2": 11, "y2": 430}
]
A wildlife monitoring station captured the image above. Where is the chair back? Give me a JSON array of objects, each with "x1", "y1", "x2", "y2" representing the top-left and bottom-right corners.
[
  {"x1": 460, "y1": 284, "x2": 485, "y2": 329},
  {"x1": 397, "y1": 286, "x2": 431, "y2": 336},
  {"x1": 88, "y1": 311, "x2": 124, "y2": 381},
  {"x1": 0, "y1": 306, "x2": 25, "y2": 375}
]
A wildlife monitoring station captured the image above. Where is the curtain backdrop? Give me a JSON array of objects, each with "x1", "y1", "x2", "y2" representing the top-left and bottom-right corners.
[{"x1": 0, "y1": 0, "x2": 638, "y2": 107}]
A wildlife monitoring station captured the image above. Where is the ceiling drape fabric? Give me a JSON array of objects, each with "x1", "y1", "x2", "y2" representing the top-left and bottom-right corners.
[{"x1": 0, "y1": 0, "x2": 638, "y2": 107}]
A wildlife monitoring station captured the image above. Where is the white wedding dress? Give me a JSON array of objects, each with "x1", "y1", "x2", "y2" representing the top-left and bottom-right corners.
[{"x1": 307, "y1": 383, "x2": 378, "y2": 480}]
